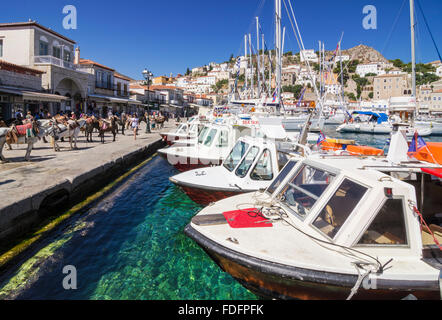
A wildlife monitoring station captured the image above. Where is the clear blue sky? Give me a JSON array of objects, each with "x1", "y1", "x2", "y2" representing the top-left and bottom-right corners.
[{"x1": 1, "y1": 0, "x2": 441, "y2": 79}]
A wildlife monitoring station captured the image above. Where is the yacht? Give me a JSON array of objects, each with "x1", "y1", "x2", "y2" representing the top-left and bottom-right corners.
[{"x1": 336, "y1": 111, "x2": 432, "y2": 136}]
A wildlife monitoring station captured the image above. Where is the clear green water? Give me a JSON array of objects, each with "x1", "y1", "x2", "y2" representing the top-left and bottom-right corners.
[
  {"x1": 1, "y1": 129, "x2": 440, "y2": 300},
  {"x1": 0, "y1": 156, "x2": 257, "y2": 300}
]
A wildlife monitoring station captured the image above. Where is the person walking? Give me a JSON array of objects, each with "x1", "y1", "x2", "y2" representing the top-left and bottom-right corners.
[{"x1": 131, "y1": 113, "x2": 139, "y2": 141}]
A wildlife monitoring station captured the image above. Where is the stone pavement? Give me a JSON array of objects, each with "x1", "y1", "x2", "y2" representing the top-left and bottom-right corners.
[{"x1": 0, "y1": 120, "x2": 178, "y2": 241}]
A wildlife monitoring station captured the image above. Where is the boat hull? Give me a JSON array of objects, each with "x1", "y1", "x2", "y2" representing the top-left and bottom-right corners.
[
  {"x1": 159, "y1": 152, "x2": 223, "y2": 172},
  {"x1": 185, "y1": 225, "x2": 440, "y2": 300},
  {"x1": 176, "y1": 184, "x2": 245, "y2": 206}
]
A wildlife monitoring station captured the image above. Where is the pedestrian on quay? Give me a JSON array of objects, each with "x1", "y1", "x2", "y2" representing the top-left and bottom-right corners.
[{"x1": 131, "y1": 113, "x2": 139, "y2": 141}]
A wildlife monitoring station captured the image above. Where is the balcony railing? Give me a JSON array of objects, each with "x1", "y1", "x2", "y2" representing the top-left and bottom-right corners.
[
  {"x1": 95, "y1": 82, "x2": 115, "y2": 90},
  {"x1": 34, "y1": 56, "x2": 76, "y2": 70}
]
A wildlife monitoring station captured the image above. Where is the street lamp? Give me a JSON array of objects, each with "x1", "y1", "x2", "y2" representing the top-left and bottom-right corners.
[{"x1": 142, "y1": 68, "x2": 153, "y2": 133}]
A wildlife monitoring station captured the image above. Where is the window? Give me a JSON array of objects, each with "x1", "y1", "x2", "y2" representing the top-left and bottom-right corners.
[
  {"x1": 0, "y1": 39, "x2": 3, "y2": 57},
  {"x1": 203, "y1": 129, "x2": 217, "y2": 146},
  {"x1": 64, "y1": 51, "x2": 71, "y2": 62},
  {"x1": 313, "y1": 179, "x2": 368, "y2": 239},
  {"x1": 235, "y1": 146, "x2": 259, "y2": 178},
  {"x1": 280, "y1": 165, "x2": 335, "y2": 218},
  {"x1": 251, "y1": 149, "x2": 273, "y2": 181},
  {"x1": 39, "y1": 41, "x2": 49, "y2": 55},
  {"x1": 357, "y1": 199, "x2": 408, "y2": 246},
  {"x1": 267, "y1": 161, "x2": 297, "y2": 195},
  {"x1": 53, "y1": 46, "x2": 61, "y2": 59},
  {"x1": 217, "y1": 130, "x2": 228, "y2": 147},
  {"x1": 224, "y1": 140, "x2": 249, "y2": 172}
]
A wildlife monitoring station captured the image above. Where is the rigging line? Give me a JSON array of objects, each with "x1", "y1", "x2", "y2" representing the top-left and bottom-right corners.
[
  {"x1": 416, "y1": 0, "x2": 442, "y2": 62},
  {"x1": 284, "y1": 0, "x2": 325, "y2": 116},
  {"x1": 381, "y1": 0, "x2": 407, "y2": 56}
]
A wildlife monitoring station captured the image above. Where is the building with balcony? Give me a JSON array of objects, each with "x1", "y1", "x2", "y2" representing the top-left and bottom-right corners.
[
  {"x1": 0, "y1": 60, "x2": 69, "y2": 121},
  {"x1": 0, "y1": 21, "x2": 89, "y2": 114}
]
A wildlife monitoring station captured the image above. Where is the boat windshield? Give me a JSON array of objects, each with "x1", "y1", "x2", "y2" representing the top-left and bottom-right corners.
[
  {"x1": 203, "y1": 128, "x2": 218, "y2": 146},
  {"x1": 198, "y1": 126, "x2": 210, "y2": 144},
  {"x1": 279, "y1": 165, "x2": 335, "y2": 218},
  {"x1": 176, "y1": 124, "x2": 188, "y2": 134},
  {"x1": 235, "y1": 146, "x2": 260, "y2": 178},
  {"x1": 267, "y1": 160, "x2": 298, "y2": 195},
  {"x1": 223, "y1": 140, "x2": 250, "y2": 172}
]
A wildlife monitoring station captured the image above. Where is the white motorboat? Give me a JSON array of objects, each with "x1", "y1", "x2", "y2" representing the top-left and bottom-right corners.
[
  {"x1": 337, "y1": 111, "x2": 432, "y2": 136},
  {"x1": 160, "y1": 116, "x2": 202, "y2": 146},
  {"x1": 169, "y1": 135, "x2": 307, "y2": 205},
  {"x1": 185, "y1": 128, "x2": 442, "y2": 299}
]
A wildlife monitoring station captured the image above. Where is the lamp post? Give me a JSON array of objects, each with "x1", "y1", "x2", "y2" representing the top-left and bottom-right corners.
[{"x1": 142, "y1": 68, "x2": 153, "y2": 133}]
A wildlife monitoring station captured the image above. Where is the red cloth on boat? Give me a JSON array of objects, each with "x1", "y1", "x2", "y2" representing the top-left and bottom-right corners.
[
  {"x1": 223, "y1": 208, "x2": 273, "y2": 229},
  {"x1": 15, "y1": 123, "x2": 33, "y2": 136}
]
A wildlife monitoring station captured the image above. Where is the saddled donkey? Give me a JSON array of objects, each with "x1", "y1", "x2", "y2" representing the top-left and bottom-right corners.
[
  {"x1": 85, "y1": 117, "x2": 100, "y2": 143},
  {"x1": 98, "y1": 116, "x2": 118, "y2": 144},
  {"x1": 0, "y1": 121, "x2": 51, "y2": 162},
  {"x1": 50, "y1": 119, "x2": 87, "y2": 151},
  {"x1": 0, "y1": 120, "x2": 12, "y2": 150}
]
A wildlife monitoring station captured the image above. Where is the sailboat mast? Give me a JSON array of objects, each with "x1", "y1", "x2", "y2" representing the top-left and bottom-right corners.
[
  {"x1": 275, "y1": 0, "x2": 282, "y2": 111},
  {"x1": 410, "y1": 0, "x2": 416, "y2": 99},
  {"x1": 256, "y1": 17, "x2": 261, "y2": 98},
  {"x1": 249, "y1": 33, "x2": 254, "y2": 99},
  {"x1": 245, "y1": 34, "x2": 248, "y2": 92}
]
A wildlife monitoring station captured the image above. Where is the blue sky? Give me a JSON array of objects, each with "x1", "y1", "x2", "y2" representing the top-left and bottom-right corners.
[{"x1": 1, "y1": 0, "x2": 441, "y2": 79}]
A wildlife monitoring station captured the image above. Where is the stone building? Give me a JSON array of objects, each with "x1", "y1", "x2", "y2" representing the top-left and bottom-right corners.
[
  {"x1": 0, "y1": 21, "x2": 89, "y2": 114},
  {"x1": 0, "y1": 60, "x2": 69, "y2": 120},
  {"x1": 373, "y1": 73, "x2": 411, "y2": 100}
]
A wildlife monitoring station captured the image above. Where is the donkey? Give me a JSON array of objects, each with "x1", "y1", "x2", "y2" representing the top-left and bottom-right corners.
[
  {"x1": 0, "y1": 121, "x2": 51, "y2": 162},
  {"x1": 85, "y1": 117, "x2": 100, "y2": 143},
  {"x1": 98, "y1": 116, "x2": 118, "y2": 144},
  {"x1": 49, "y1": 119, "x2": 87, "y2": 151}
]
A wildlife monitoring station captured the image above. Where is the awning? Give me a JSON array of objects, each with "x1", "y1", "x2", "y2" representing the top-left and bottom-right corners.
[
  {"x1": 88, "y1": 94, "x2": 112, "y2": 101},
  {"x1": 0, "y1": 86, "x2": 68, "y2": 102},
  {"x1": 22, "y1": 91, "x2": 69, "y2": 102}
]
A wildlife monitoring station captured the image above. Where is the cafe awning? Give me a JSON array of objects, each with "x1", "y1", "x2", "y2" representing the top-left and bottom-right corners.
[{"x1": 0, "y1": 86, "x2": 68, "y2": 102}]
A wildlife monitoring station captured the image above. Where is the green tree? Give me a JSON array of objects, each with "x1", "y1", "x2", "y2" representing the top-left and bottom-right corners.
[
  {"x1": 368, "y1": 92, "x2": 374, "y2": 99},
  {"x1": 282, "y1": 85, "x2": 303, "y2": 98}
]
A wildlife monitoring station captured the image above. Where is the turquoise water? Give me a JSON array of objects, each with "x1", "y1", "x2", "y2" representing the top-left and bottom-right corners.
[
  {"x1": 0, "y1": 128, "x2": 440, "y2": 300},
  {"x1": 0, "y1": 156, "x2": 257, "y2": 300}
]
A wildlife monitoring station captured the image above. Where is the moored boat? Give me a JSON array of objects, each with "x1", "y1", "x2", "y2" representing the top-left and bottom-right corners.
[
  {"x1": 170, "y1": 136, "x2": 306, "y2": 205},
  {"x1": 185, "y1": 127, "x2": 442, "y2": 300}
]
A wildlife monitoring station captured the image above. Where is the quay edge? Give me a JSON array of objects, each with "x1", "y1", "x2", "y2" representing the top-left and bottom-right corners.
[{"x1": 0, "y1": 138, "x2": 166, "y2": 247}]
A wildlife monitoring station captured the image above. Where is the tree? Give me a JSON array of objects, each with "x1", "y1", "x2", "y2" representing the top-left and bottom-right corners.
[
  {"x1": 352, "y1": 75, "x2": 369, "y2": 99},
  {"x1": 185, "y1": 68, "x2": 191, "y2": 76},
  {"x1": 346, "y1": 92, "x2": 357, "y2": 101},
  {"x1": 282, "y1": 85, "x2": 303, "y2": 98},
  {"x1": 368, "y1": 92, "x2": 374, "y2": 99},
  {"x1": 390, "y1": 59, "x2": 405, "y2": 68}
]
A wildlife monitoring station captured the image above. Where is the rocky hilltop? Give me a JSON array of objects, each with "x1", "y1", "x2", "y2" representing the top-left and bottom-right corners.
[{"x1": 339, "y1": 44, "x2": 389, "y2": 64}]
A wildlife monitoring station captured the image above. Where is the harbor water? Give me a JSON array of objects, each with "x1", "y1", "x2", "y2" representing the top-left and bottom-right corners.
[{"x1": 0, "y1": 129, "x2": 439, "y2": 300}]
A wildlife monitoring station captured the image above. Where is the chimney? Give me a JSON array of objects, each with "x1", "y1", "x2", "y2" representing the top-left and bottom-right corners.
[{"x1": 74, "y1": 47, "x2": 80, "y2": 65}]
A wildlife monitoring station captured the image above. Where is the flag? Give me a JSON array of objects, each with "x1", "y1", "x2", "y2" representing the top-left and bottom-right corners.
[
  {"x1": 408, "y1": 132, "x2": 427, "y2": 157},
  {"x1": 296, "y1": 88, "x2": 306, "y2": 107},
  {"x1": 317, "y1": 131, "x2": 326, "y2": 145},
  {"x1": 272, "y1": 89, "x2": 278, "y2": 103}
]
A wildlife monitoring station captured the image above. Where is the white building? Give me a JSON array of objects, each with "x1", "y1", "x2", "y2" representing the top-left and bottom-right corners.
[
  {"x1": 0, "y1": 21, "x2": 89, "y2": 114},
  {"x1": 336, "y1": 55, "x2": 350, "y2": 63},
  {"x1": 356, "y1": 63, "x2": 386, "y2": 77},
  {"x1": 299, "y1": 50, "x2": 318, "y2": 63}
]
